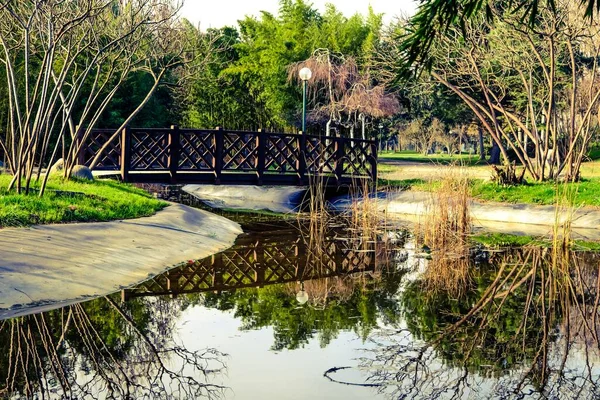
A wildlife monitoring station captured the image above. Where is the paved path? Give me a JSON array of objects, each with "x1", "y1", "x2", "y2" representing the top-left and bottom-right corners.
[
  {"x1": 332, "y1": 191, "x2": 600, "y2": 241},
  {"x1": 0, "y1": 204, "x2": 242, "y2": 319}
]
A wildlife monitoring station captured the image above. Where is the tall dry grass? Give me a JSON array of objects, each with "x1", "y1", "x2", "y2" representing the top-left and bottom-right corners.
[
  {"x1": 552, "y1": 181, "x2": 578, "y2": 250},
  {"x1": 419, "y1": 165, "x2": 472, "y2": 295}
]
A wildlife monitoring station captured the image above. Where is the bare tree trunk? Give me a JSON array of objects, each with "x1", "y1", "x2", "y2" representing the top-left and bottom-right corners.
[
  {"x1": 89, "y1": 69, "x2": 165, "y2": 170},
  {"x1": 478, "y1": 127, "x2": 485, "y2": 161}
]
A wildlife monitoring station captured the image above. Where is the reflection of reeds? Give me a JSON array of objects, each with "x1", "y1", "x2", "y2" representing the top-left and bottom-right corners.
[
  {"x1": 363, "y1": 246, "x2": 600, "y2": 398},
  {"x1": 302, "y1": 175, "x2": 331, "y2": 273},
  {"x1": 295, "y1": 177, "x2": 400, "y2": 306},
  {"x1": 347, "y1": 179, "x2": 384, "y2": 245}
]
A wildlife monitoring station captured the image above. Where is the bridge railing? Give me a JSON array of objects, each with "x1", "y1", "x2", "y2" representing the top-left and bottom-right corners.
[{"x1": 82, "y1": 126, "x2": 377, "y2": 185}]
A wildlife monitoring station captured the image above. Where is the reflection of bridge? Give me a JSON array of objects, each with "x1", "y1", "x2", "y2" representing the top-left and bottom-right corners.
[
  {"x1": 122, "y1": 230, "x2": 379, "y2": 300},
  {"x1": 81, "y1": 127, "x2": 377, "y2": 187}
]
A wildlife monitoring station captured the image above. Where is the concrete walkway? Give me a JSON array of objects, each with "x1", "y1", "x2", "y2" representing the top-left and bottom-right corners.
[
  {"x1": 182, "y1": 184, "x2": 308, "y2": 213},
  {"x1": 332, "y1": 191, "x2": 600, "y2": 241},
  {"x1": 0, "y1": 204, "x2": 242, "y2": 319}
]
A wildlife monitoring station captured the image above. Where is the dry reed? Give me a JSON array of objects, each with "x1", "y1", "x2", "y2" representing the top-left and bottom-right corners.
[{"x1": 419, "y1": 165, "x2": 472, "y2": 295}]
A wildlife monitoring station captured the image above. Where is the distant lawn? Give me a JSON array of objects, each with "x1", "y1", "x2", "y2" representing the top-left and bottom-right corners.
[
  {"x1": 0, "y1": 175, "x2": 166, "y2": 228},
  {"x1": 379, "y1": 150, "x2": 483, "y2": 166}
]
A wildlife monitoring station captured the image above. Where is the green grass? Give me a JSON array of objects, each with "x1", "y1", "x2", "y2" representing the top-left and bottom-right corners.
[
  {"x1": 0, "y1": 175, "x2": 167, "y2": 228},
  {"x1": 470, "y1": 179, "x2": 600, "y2": 207},
  {"x1": 472, "y1": 232, "x2": 600, "y2": 250},
  {"x1": 379, "y1": 150, "x2": 483, "y2": 166},
  {"x1": 471, "y1": 233, "x2": 541, "y2": 248},
  {"x1": 379, "y1": 176, "x2": 600, "y2": 208}
]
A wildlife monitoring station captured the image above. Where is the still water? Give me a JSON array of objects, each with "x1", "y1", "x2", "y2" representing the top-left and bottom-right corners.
[{"x1": 2, "y1": 210, "x2": 600, "y2": 399}]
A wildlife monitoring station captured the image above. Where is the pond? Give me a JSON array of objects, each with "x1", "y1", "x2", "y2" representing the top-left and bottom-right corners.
[{"x1": 2, "y1": 202, "x2": 600, "y2": 399}]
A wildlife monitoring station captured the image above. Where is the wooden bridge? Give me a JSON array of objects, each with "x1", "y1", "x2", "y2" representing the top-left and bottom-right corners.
[
  {"x1": 81, "y1": 127, "x2": 377, "y2": 186},
  {"x1": 121, "y1": 228, "x2": 387, "y2": 300}
]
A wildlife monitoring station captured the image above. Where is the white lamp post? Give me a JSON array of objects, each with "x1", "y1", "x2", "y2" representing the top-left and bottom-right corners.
[{"x1": 299, "y1": 67, "x2": 312, "y2": 133}]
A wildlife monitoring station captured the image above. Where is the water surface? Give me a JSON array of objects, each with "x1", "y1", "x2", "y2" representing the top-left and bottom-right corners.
[{"x1": 2, "y1": 211, "x2": 600, "y2": 399}]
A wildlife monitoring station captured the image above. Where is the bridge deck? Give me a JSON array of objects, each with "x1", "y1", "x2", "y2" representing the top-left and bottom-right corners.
[{"x1": 81, "y1": 127, "x2": 377, "y2": 187}]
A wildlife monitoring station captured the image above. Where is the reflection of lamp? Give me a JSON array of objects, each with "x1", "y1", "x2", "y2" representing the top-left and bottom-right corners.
[
  {"x1": 296, "y1": 281, "x2": 309, "y2": 304},
  {"x1": 299, "y1": 67, "x2": 312, "y2": 133}
]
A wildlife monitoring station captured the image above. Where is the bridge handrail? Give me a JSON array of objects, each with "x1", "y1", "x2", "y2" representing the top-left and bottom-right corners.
[
  {"x1": 139, "y1": 127, "x2": 377, "y2": 145},
  {"x1": 83, "y1": 126, "x2": 378, "y2": 186}
]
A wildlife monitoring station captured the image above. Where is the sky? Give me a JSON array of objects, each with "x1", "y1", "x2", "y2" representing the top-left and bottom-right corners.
[{"x1": 179, "y1": 0, "x2": 417, "y2": 29}]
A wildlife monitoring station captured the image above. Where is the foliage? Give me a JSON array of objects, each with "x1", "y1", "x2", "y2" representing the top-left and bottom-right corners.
[
  {"x1": 179, "y1": 0, "x2": 392, "y2": 134},
  {"x1": 198, "y1": 273, "x2": 404, "y2": 350},
  {"x1": 399, "y1": 0, "x2": 600, "y2": 73}
]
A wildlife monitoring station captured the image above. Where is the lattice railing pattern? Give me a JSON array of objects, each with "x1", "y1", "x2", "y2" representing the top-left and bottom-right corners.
[
  {"x1": 178, "y1": 131, "x2": 215, "y2": 170},
  {"x1": 222, "y1": 132, "x2": 257, "y2": 171},
  {"x1": 130, "y1": 130, "x2": 170, "y2": 170},
  {"x1": 125, "y1": 233, "x2": 377, "y2": 298},
  {"x1": 305, "y1": 137, "x2": 336, "y2": 175},
  {"x1": 80, "y1": 129, "x2": 120, "y2": 169},
  {"x1": 264, "y1": 134, "x2": 299, "y2": 174},
  {"x1": 341, "y1": 140, "x2": 373, "y2": 177}
]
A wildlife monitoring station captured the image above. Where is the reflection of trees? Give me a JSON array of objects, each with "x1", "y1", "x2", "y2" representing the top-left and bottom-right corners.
[
  {"x1": 0, "y1": 295, "x2": 225, "y2": 399},
  {"x1": 198, "y1": 268, "x2": 405, "y2": 351},
  {"x1": 362, "y1": 247, "x2": 600, "y2": 399}
]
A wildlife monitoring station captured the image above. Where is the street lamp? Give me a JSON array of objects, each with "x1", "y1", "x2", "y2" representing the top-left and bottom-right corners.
[{"x1": 299, "y1": 67, "x2": 312, "y2": 133}]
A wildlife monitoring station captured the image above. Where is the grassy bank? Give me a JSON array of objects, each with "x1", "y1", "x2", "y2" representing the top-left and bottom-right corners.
[
  {"x1": 0, "y1": 175, "x2": 166, "y2": 228},
  {"x1": 471, "y1": 232, "x2": 600, "y2": 251},
  {"x1": 379, "y1": 176, "x2": 600, "y2": 208}
]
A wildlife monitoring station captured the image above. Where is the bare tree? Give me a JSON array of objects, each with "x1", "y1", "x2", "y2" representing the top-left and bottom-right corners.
[
  {"x1": 0, "y1": 297, "x2": 226, "y2": 399},
  {"x1": 0, "y1": 0, "x2": 210, "y2": 195},
  {"x1": 399, "y1": 118, "x2": 436, "y2": 155},
  {"x1": 87, "y1": 16, "x2": 218, "y2": 171},
  {"x1": 288, "y1": 49, "x2": 399, "y2": 138},
  {"x1": 427, "y1": 0, "x2": 600, "y2": 182}
]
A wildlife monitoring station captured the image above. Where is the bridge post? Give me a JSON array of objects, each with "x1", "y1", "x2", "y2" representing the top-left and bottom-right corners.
[
  {"x1": 256, "y1": 129, "x2": 265, "y2": 185},
  {"x1": 166, "y1": 270, "x2": 180, "y2": 298},
  {"x1": 168, "y1": 125, "x2": 180, "y2": 183},
  {"x1": 212, "y1": 253, "x2": 223, "y2": 292},
  {"x1": 75, "y1": 125, "x2": 86, "y2": 165},
  {"x1": 370, "y1": 140, "x2": 378, "y2": 183},
  {"x1": 214, "y1": 127, "x2": 223, "y2": 184},
  {"x1": 334, "y1": 136, "x2": 344, "y2": 184},
  {"x1": 120, "y1": 126, "x2": 131, "y2": 182},
  {"x1": 254, "y1": 241, "x2": 265, "y2": 287},
  {"x1": 297, "y1": 131, "x2": 306, "y2": 185}
]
